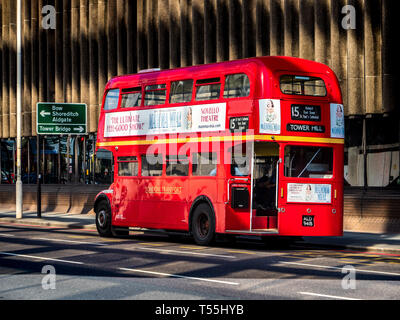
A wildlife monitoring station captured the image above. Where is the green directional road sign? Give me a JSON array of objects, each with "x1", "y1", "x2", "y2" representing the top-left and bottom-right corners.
[{"x1": 37, "y1": 103, "x2": 87, "y2": 135}]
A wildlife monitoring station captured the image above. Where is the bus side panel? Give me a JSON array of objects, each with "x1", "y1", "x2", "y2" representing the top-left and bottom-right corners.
[{"x1": 188, "y1": 177, "x2": 224, "y2": 233}]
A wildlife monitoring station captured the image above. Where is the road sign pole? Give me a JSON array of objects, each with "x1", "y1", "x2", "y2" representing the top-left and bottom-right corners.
[{"x1": 37, "y1": 135, "x2": 41, "y2": 218}]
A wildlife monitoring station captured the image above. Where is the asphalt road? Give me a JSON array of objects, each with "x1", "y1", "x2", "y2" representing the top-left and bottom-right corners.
[{"x1": 0, "y1": 221, "x2": 400, "y2": 301}]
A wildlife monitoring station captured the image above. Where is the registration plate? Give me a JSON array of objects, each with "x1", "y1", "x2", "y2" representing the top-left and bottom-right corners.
[{"x1": 302, "y1": 215, "x2": 314, "y2": 227}]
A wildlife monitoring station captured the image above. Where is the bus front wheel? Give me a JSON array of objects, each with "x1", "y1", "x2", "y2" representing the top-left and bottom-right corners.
[
  {"x1": 95, "y1": 200, "x2": 113, "y2": 237},
  {"x1": 191, "y1": 203, "x2": 215, "y2": 246}
]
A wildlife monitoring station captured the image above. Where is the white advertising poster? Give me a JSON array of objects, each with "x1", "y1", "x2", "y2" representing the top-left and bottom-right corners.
[
  {"x1": 287, "y1": 183, "x2": 332, "y2": 203},
  {"x1": 330, "y1": 103, "x2": 345, "y2": 138},
  {"x1": 104, "y1": 103, "x2": 226, "y2": 137},
  {"x1": 259, "y1": 99, "x2": 281, "y2": 134}
]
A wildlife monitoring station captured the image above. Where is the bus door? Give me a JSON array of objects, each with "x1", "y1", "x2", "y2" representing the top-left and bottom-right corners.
[
  {"x1": 279, "y1": 144, "x2": 340, "y2": 236},
  {"x1": 251, "y1": 142, "x2": 279, "y2": 230},
  {"x1": 225, "y1": 142, "x2": 279, "y2": 231}
]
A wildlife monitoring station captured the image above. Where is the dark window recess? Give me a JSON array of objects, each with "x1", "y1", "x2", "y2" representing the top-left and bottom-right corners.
[
  {"x1": 231, "y1": 187, "x2": 249, "y2": 209},
  {"x1": 192, "y1": 152, "x2": 217, "y2": 176}
]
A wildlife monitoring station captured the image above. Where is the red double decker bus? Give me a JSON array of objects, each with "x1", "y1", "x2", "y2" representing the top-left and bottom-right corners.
[{"x1": 94, "y1": 56, "x2": 344, "y2": 245}]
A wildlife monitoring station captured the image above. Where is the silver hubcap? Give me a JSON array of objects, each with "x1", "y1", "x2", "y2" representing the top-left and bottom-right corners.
[{"x1": 97, "y1": 210, "x2": 107, "y2": 228}]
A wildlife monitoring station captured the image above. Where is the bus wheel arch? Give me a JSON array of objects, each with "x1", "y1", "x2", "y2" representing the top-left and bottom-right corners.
[{"x1": 189, "y1": 196, "x2": 216, "y2": 245}]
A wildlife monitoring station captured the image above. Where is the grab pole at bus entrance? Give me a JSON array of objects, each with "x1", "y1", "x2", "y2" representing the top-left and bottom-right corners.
[{"x1": 249, "y1": 141, "x2": 254, "y2": 231}]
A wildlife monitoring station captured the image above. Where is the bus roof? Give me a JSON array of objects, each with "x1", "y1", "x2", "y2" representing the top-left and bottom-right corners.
[{"x1": 105, "y1": 56, "x2": 337, "y2": 90}]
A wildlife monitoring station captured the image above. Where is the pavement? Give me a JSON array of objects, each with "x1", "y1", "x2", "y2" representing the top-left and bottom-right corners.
[{"x1": 1, "y1": 209, "x2": 400, "y2": 255}]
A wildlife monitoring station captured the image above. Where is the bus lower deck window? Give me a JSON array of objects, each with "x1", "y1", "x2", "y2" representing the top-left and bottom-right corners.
[
  {"x1": 284, "y1": 146, "x2": 333, "y2": 178},
  {"x1": 141, "y1": 154, "x2": 163, "y2": 176},
  {"x1": 117, "y1": 156, "x2": 138, "y2": 176},
  {"x1": 192, "y1": 153, "x2": 217, "y2": 176},
  {"x1": 166, "y1": 155, "x2": 189, "y2": 176}
]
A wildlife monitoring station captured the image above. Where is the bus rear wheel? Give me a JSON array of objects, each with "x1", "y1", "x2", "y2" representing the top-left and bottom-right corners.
[
  {"x1": 95, "y1": 200, "x2": 113, "y2": 237},
  {"x1": 191, "y1": 203, "x2": 215, "y2": 246}
]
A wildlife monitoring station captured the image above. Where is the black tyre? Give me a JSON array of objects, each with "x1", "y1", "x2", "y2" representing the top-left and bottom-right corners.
[
  {"x1": 95, "y1": 200, "x2": 113, "y2": 237},
  {"x1": 191, "y1": 203, "x2": 215, "y2": 246}
]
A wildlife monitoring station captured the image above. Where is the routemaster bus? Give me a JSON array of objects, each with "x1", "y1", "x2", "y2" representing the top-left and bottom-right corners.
[{"x1": 94, "y1": 56, "x2": 344, "y2": 245}]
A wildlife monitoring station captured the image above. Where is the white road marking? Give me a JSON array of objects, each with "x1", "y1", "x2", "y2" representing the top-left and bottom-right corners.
[
  {"x1": 299, "y1": 292, "x2": 362, "y2": 300},
  {"x1": 281, "y1": 261, "x2": 400, "y2": 276},
  {"x1": 0, "y1": 251, "x2": 84, "y2": 265},
  {"x1": 119, "y1": 267, "x2": 240, "y2": 285},
  {"x1": 133, "y1": 246, "x2": 236, "y2": 259},
  {"x1": 0, "y1": 233, "x2": 15, "y2": 237},
  {"x1": 34, "y1": 237, "x2": 107, "y2": 246}
]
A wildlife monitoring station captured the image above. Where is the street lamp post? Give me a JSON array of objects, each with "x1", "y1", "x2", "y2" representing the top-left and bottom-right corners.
[{"x1": 16, "y1": 0, "x2": 23, "y2": 219}]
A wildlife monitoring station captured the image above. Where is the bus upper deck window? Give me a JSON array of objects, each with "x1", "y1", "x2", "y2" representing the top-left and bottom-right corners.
[
  {"x1": 144, "y1": 84, "x2": 167, "y2": 106},
  {"x1": 195, "y1": 78, "x2": 221, "y2": 101},
  {"x1": 121, "y1": 87, "x2": 142, "y2": 108},
  {"x1": 280, "y1": 75, "x2": 327, "y2": 97},
  {"x1": 103, "y1": 89, "x2": 120, "y2": 110},
  {"x1": 224, "y1": 74, "x2": 250, "y2": 98},
  {"x1": 170, "y1": 80, "x2": 193, "y2": 104}
]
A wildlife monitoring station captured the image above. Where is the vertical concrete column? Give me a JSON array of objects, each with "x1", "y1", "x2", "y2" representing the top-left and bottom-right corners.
[
  {"x1": 204, "y1": 0, "x2": 216, "y2": 64},
  {"x1": 107, "y1": 0, "x2": 117, "y2": 77},
  {"x1": 169, "y1": 0, "x2": 180, "y2": 68},
  {"x1": 255, "y1": 0, "x2": 268, "y2": 57},
  {"x1": 31, "y1": 0, "x2": 39, "y2": 135},
  {"x1": 23, "y1": 0, "x2": 32, "y2": 136},
  {"x1": 147, "y1": 0, "x2": 158, "y2": 68},
  {"x1": 284, "y1": 0, "x2": 299, "y2": 57},
  {"x1": 298, "y1": 0, "x2": 314, "y2": 60},
  {"x1": 80, "y1": 0, "x2": 90, "y2": 127},
  {"x1": 137, "y1": 0, "x2": 147, "y2": 70},
  {"x1": 98, "y1": 0, "x2": 108, "y2": 103},
  {"x1": 180, "y1": 0, "x2": 192, "y2": 67},
  {"x1": 314, "y1": 0, "x2": 330, "y2": 65},
  {"x1": 364, "y1": 0, "x2": 382, "y2": 114},
  {"x1": 228, "y1": 0, "x2": 242, "y2": 60},
  {"x1": 381, "y1": 0, "x2": 395, "y2": 114},
  {"x1": 158, "y1": 0, "x2": 169, "y2": 69},
  {"x1": 346, "y1": 0, "x2": 364, "y2": 115},
  {"x1": 9, "y1": 0, "x2": 17, "y2": 138},
  {"x1": 46, "y1": 0, "x2": 55, "y2": 103},
  {"x1": 63, "y1": 0, "x2": 72, "y2": 103},
  {"x1": 89, "y1": 0, "x2": 99, "y2": 132},
  {"x1": 1, "y1": 0, "x2": 9, "y2": 138},
  {"x1": 269, "y1": 0, "x2": 284, "y2": 56},
  {"x1": 192, "y1": 0, "x2": 204, "y2": 65},
  {"x1": 126, "y1": 0, "x2": 136, "y2": 73},
  {"x1": 330, "y1": 0, "x2": 347, "y2": 110},
  {"x1": 0, "y1": 1, "x2": 2, "y2": 139},
  {"x1": 117, "y1": 0, "x2": 127, "y2": 75},
  {"x1": 216, "y1": 0, "x2": 228, "y2": 62},
  {"x1": 71, "y1": 0, "x2": 80, "y2": 102},
  {"x1": 55, "y1": 0, "x2": 63, "y2": 104},
  {"x1": 242, "y1": 0, "x2": 256, "y2": 58}
]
